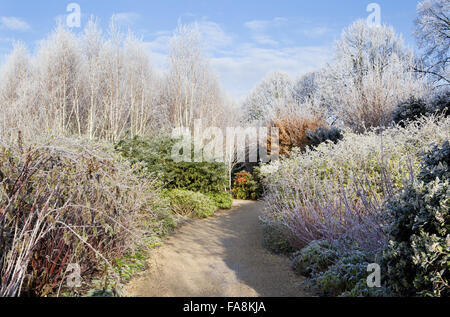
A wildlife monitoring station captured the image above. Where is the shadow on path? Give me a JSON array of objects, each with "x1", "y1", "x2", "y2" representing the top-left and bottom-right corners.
[{"x1": 125, "y1": 200, "x2": 309, "y2": 297}]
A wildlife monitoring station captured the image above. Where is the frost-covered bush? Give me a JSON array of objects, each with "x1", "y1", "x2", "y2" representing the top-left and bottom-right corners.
[
  {"x1": 313, "y1": 250, "x2": 391, "y2": 297},
  {"x1": 292, "y1": 240, "x2": 339, "y2": 277},
  {"x1": 314, "y1": 257, "x2": 372, "y2": 296},
  {"x1": 292, "y1": 239, "x2": 390, "y2": 297},
  {"x1": 261, "y1": 116, "x2": 450, "y2": 251},
  {"x1": 383, "y1": 141, "x2": 449, "y2": 297},
  {"x1": 393, "y1": 92, "x2": 449, "y2": 127},
  {"x1": 430, "y1": 91, "x2": 450, "y2": 117},
  {"x1": 262, "y1": 221, "x2": 295, "y2": 255},
  {"x1": 0, "y1": 137, "x2": 163, "y2": 297}
]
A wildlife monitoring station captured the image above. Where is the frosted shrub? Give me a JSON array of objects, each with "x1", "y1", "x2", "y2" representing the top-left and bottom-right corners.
[
  {"x1": 261, "y1": 116, "x2": 450, "y2": 252},
  {"x1": 383, "y1": 141, "x2": 449, "y2": 297},
  {"x1": 0, "y1": 136, "x2": 163, "y2": 296}
]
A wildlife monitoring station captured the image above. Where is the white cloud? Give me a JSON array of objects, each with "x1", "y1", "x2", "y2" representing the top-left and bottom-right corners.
[
  {"x1": 0, "y1": 16, "x2": 31, "y2": 32},
  {"x1": 302, "y1": 26, "x2": 333, "y2": 38},
  {"x1": 252, "y1": 34, "x2": 278, "y2": 46},
  {"x1": 144, "y1": 17, "x2": 332, "y2": 98},
  {"x1": 244, "y1": 17, "x2": 288, "y2": 32},
  {"x1": 143, "y1": 20, "x2": 233, "y2": 57},
  {"x1": 197, "y1": 21, "x2": 233, "y2": 49},
  {"x1": 112, "y1": 12, "x2": 141, "y2": 25},
  {"x1": 211, "y1": 44, "x2": 331, "y2": 99},
  {"x1": 243, "y1": 17, "x2": 288, "y2": 47}
]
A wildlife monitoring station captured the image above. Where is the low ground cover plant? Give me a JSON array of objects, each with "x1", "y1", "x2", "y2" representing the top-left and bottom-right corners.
[
  {"x1": 207, "y1": 192, "x2": 233, "y2": 210},
  {"x1": 163, "y1": 189, "x2": 217, "y2": 218},
  {"x1": 292, "y1": 239, "x2": 390, "y2": 297}
]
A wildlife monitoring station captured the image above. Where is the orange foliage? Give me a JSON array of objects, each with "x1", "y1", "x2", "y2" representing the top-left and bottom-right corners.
[{"x1": 268, "y1": 114, "x2": 325, "y2": 157}]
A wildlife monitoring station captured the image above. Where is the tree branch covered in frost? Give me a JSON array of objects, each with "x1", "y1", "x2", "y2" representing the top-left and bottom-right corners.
[
  {"x1": 242, "y1": 71, "x2": 323, "y2": 124},
  {"x1": 242, "y1": 71, "x2": 295, "y2": 122},
  {"x1": 415, "y1": 0, "x2": 450, "y2": 86},
  {"x1": 318, "y1": 20, "x2": 429, "y2": 132},
  {"x1": 0, "y1": 19, "x2": 233, "y2": 143},
  {"x1": 163, "y1": 23, "x2": 230, "y2": 130}
]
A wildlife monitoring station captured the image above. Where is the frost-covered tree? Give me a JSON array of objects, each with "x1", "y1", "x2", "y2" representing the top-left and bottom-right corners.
[
  {"x1": 82, "y1": 18, "x2": 104, "y2": 139},
  {"x1": 0, "y1": 42, "x2": 34, "y2": 138},
  {"x1": 164, "y1": 23, "x2": 226, "y2": 130},
  {"x1": 0, "y1": 42, "x2": 31, "y2": 105},
  {"x1": 124, "y1": 34, "x2": 154, "y2": 136},
  {"x1": 242, "y1": 71, "x2": 295, "y2": 122},
  {"x1": 415, "y1": 0, "x2": 450, "y2": 86},
  {"x1": 319, "y1": 20, "x2": 428, "y2": 132},
  {"x1": 35, "y1": 23, "x2": 83, "y2": 135},
  {"x1": 0, "y1": 18, "x2": 221, "y2": 142},
  {"x1": 81, "y1": 18, "x2": 166, "y2": 141},
  {"x1": 292, "y1": 72, "x2": 318, "y2": 105}
]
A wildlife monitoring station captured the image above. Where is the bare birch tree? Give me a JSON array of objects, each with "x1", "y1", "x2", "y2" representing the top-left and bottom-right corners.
[
  {"x1": 164, "y1": 23, "x2": 226, "y2": 130},
  {"x1": 36, "y1": 23, "x2": 83, "y2": 135},
  {"x1": 0, "y1": 42, "x2": 33, "y2": 139},
  {"x1": 0, "y1": 19, "x2": 231, "y2": 143}
]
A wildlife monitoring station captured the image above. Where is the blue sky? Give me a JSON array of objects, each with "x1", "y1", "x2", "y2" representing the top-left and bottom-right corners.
[{"x1": 0, "y1": 0, "x2": 422, "y2": 98}]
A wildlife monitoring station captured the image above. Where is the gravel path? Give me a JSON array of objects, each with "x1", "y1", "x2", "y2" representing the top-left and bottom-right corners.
[{"x1": 125, "y1": 200, "x2": 309, "y2": 297}]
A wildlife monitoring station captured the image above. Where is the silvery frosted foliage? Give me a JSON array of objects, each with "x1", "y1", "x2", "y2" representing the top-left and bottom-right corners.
[
  {"x1": 319, "y1": 20, "x2": 428, "y2": 132},
  {"x1": 383, "y1": 141, "x2": 449, "y2": 297},
  {"x1": 415, "y1": 0, "x2": 450, "y2": 86},
  {"x1": 260, "y1": 116, "x2": 450, "y2": 251}
]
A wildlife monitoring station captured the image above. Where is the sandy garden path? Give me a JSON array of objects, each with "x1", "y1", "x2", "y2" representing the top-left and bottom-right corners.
[{"x1": 125, "y1": 200, "x2": 309, "y2": 297}]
